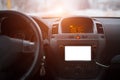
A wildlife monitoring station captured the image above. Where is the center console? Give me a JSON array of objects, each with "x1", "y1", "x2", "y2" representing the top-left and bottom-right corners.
[{"x1": 48, "y1": 16, "x2": 106, "y2": 79}]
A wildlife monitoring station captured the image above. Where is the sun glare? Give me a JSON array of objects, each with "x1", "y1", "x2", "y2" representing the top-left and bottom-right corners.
[{"x1": 55, "y1": 7, "x2": 64, "y2": 14}]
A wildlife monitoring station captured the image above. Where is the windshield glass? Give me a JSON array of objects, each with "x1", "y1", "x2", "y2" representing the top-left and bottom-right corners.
[{"x1": 0, "y1": 0, "x2": 120, "y2": 17}]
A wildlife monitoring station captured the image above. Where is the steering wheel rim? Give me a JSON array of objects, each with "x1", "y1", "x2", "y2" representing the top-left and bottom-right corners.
[{"x1": 0, "y1": 10, "x2": 43, "y2": 80}]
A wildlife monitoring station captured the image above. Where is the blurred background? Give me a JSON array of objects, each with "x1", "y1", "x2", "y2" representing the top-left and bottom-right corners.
[{"x1": 0, "y1": 0, "x2": 120, "y2": 17}]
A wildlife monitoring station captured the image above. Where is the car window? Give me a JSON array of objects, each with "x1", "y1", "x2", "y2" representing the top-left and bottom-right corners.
[{"x1": 0, "y1": 0, "x2": 120, "y2": 17}]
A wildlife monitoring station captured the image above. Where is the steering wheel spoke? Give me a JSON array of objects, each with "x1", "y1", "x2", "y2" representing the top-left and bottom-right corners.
[{"x1": 22, "y1": 40, "x2": 35, "y2": 53}]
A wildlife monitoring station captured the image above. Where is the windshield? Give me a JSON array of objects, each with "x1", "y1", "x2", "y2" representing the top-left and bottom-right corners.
[{"x1": 0, "y1": 0, "x2": 120, "y2": 17}]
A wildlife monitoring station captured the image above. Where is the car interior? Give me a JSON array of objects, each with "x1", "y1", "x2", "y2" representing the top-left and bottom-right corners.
[{"x1": 0, "y1": 1, "x2": 120, "y2": 80}]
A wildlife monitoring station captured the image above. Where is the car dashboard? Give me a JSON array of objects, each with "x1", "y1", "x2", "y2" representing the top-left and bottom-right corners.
[{"x1": 0, "y1": 10, "x2": 120, "y2": 80}]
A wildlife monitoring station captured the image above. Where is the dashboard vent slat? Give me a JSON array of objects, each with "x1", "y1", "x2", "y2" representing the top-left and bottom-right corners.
[{"x1": 96, "y1": 23, "x2": 104, "y2": 34}]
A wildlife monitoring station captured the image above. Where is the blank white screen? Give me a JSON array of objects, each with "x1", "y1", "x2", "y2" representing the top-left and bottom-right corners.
[{"x1": 65, "y1": 46, "x2": 91, "y2": 61}]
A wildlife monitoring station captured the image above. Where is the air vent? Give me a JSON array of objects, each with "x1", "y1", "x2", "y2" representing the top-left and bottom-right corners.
[
  {"x1": 52, "y1": 24, "x2": 58, "y2": 34},
  {"x1": 96, "y1": 23, "x2": 104, "y2": 34}
]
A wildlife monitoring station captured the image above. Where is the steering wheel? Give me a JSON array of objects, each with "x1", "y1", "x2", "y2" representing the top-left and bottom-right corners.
[{"x1": 0, "y1": 10, "x2": 43, "y2": 80}]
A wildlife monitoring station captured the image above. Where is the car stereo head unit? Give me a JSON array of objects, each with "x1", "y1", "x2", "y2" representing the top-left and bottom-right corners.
[{"x1": 65, "y1": 46, "x2": 91, "y2": 61}]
